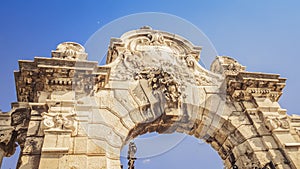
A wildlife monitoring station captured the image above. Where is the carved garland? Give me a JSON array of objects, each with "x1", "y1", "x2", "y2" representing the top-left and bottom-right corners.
[{"x1": 134, "y1": 67, "x2": 182, "y2": 109}]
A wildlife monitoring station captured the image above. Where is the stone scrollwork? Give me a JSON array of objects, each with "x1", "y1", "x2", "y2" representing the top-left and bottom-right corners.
[
  {"x1": 185, "y1": 55, "x2": 196, "y2": 68},
  {"x1": 107, "y1": 27, "x2": 223, "y2": 90},
  {"x1": 211, "y1": 56, "x2": 246, "y2": 75},
  {"x1": 41, "y1": 111, "x2": 78, "y2": 136},
  {"x1": 142, "y1": 32, "x2": 166, "y2": 46},
  {"x1": 134, "y1": 67, "x2": 182, "y2": 109},
  {"x1": 264, "y1": 115, "x2": 290, "y2": 131},
  {"x1": 0, "y1": 128, "x2": 13, "y2": 145},
  {"x1": 51, "y1": 42, "x2": 88, "y2": 60},
  {"x1": 126, "y1": 31, "x2": 199, "y2": 60},
  {"x1": 107, "y1": 27, "x2": 202, "y2": 64}
]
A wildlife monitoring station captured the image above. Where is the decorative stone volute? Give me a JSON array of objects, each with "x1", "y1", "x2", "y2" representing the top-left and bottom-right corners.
[
  {"x1": 41, "y1": 111, "x2": 78, "y2": 136},
  {"x1": 51, "y1": 42, "x2": 88, "y2": 60},
  {"x1": 106, "y1": 26, "x2": 202, "y2": 64}
]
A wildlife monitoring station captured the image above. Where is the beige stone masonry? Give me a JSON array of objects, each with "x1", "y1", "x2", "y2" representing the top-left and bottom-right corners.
[{"x1": 0, "y1": 28, "x2": 299, "y2": 169}]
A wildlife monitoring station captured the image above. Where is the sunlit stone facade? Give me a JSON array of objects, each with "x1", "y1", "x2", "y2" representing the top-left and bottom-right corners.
[{"x1": 1, "y1": 27, "x2": 300, "y2": 169}]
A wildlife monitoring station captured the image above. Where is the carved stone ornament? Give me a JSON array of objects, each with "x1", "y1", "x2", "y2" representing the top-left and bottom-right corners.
[
  {"x1": 51, "y1": 42, "x2": 88, "y2": 60},
  {"x1": 108, "y1": 30, "x2": 222, "y2": 87},
  {"x1": 121, "y1": 29, "x2": 201, "y2": 60},
  {"x1": 211, "y1": 56, "x2": 246, "y2": 75},
  {"x1": 264, "y1": 115, "x2": 290, "y2": 131},
  {"x1": 0, "y1": 128, "x2": 13, "y2": 145},
  {"x1": 41, "y1": 111, "x2": 78, "y2": 136},
  {"x1": 134, "y1": 67, "x2": 182, "y2": 109}
]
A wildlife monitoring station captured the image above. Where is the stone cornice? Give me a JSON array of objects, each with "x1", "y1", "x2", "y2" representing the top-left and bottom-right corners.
[
  {"x1": 211, "y1": 56, "x2": 286, "y2": 102},
  {"x1": 226, "y1": 72, "x2": 286, "y2": 102},
  {"x1": 14, "y1": 52, "x2": 111, "y2": 103}
]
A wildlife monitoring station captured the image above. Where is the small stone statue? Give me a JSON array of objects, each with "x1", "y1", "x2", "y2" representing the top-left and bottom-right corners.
[{"x1": 127, "y1": 142, "x2": 137, "y2": 169}]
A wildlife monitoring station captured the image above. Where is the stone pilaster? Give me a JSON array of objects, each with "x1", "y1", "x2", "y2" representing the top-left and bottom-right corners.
[{"x1": 215, "y1": 55, "x2": 299, "y2": 168}]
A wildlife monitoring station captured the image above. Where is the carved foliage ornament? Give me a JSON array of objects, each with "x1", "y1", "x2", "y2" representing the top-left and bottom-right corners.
[{"x1": 134, "y1": 67, "x2": 182, "y2": 109}]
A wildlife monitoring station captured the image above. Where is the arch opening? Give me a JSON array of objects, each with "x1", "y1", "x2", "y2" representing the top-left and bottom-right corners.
[{"x1": 120, "y1": 132, "x2": 223, "y2": 169}]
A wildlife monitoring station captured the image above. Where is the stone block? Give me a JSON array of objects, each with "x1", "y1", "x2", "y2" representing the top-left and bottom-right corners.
[
  {"x1": 19, "y1": 155, "x2": 41, "y2": 169},
  {"x1": 195, "y1": 87, "x2": 207, "y2": 107},
  {"x1": 203, "y1": 86, "x2": 220, "y2": 94},
  {"x1": 109, "y1": 98, "x2": 129, "y2": 117},
  {"x1": 88, "y1": 124, "x2": 122, "y2": 147},
  {"x1": 87, "y1": 156, "x2": 106, "y2": 169},
  {"x1": 228, "y1": 111, "x2": 251, "y2": 128},
  {"x1": 22, "y1": 137, "x2": 43, "y2": 155},
  {"x1": 77, "y1": 122, "x2": 89, "y2": 137},
  {"x1": 215, "y1": 128, "x2": 231, "y2": 145},
  {"x1": 205, "y1": 94, "x2": 222, "y2": 113},
  {"x1": 106, "y1": 158, "x2": 121, "y2": 169},
  {"x1": 246, "y1": 137, "x2": 268, "y2": 151},
  {"x1": 74, "y1": 137, "x2": 88, "y2": 154},
  {"x1": 87, "y1": 139, "x2": 106, "y2": 155},
  {"x1": 27, "y1": 120, "x2": 41, "y2": 136},
  {"x1": 268, "y1": 149, "x2": 285, "y2": 165},
  {"x1": 114, "y1": 89, "x2": 139, "y2": 112},
  {"x1": 237, "y1": 125, "x2": 259, "y2": 140},
  {"x1": 232, "y1": 102, "x2": 243, "y2": 112},
  {"x1": 274, "y1": 133, "x2": 297, "y2": 146},
  {"x1": 121, "y1": 114, "x2": 136, "y2": 129},
  {"x1": 91, "y1": 109, "x2": 128, "y2": 137},
  {"x1": 262, "y1": 136, "x2": 278, "y2": 149},
  {"x1": 255, "y1": 98, "x2": 280, "y2": 112},
  {"x1": 59, "y1": 155, "x2": 88, "y2": 169},
  {"x1": 42, "y1": 132, "x2": 71, "y2": 153},
  {"x1": 252, "y1": 121, "x2": 271, "y2": 136},
  {"x1": 39, "y1": 154, "x2": 60, "y2": 169}
]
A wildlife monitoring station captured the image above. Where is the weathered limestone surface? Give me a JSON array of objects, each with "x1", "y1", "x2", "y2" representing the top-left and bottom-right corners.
[{"x1": 1, "y1": 27, "x2": 300, "y2": 169}]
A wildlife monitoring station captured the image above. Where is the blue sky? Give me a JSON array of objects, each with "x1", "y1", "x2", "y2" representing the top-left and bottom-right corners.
[{"x1": 1, "y1": 1, "x2": 300, "y2": 169}]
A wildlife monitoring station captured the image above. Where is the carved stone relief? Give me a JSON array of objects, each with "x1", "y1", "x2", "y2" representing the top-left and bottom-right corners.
[
  {"x1": 264, "y1": 115, "x2": 290, "y2": 131},
  {"x1": 41, "y1": 111, "x2": 78, "y2": 136},
  {"x1": 51, "y1": 42, "x2": 87, "y2": 60},
  {"x1": 134, "y1": 67, "x2": 182, "y2": 109}
]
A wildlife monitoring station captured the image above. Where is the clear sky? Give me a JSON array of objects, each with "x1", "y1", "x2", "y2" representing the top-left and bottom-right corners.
[{"x1": 1, "y1": 1, "x2": 300, "y2": 169}]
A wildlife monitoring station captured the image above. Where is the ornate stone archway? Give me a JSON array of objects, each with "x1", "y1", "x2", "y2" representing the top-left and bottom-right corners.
[{"x1": 1, "y1": 27, "x2": 300, "y2": 169}]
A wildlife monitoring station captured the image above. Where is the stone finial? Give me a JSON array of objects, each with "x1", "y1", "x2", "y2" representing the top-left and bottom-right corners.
[
  {"x1": 140, "y1": 25, "x2": 152, "y2": 30},
  {"x1": 51, "y1": 42, "x2": 87, "y2": 60},
  {"x1": 210, "y1": 56, "x2": 246, "y2": 75}
]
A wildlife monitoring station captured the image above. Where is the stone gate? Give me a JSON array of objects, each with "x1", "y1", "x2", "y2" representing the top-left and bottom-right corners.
[{"x1": 1, "y1": 27, "x2": 300, "y2": 169}]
